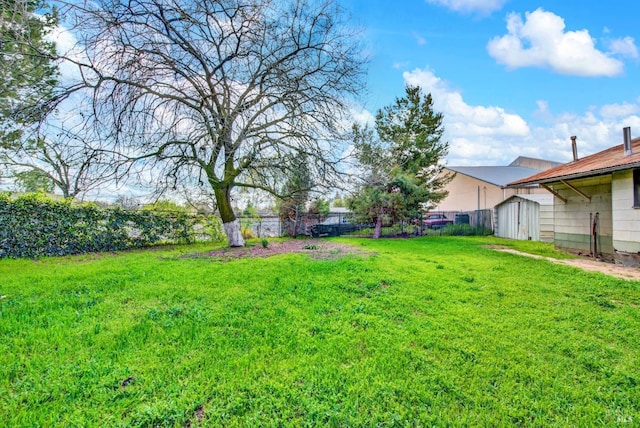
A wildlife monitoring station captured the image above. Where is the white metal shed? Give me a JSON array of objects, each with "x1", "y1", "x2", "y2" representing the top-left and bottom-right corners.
[{"x1": 495, "y1": 194, "x2": 554, "y2": 242}]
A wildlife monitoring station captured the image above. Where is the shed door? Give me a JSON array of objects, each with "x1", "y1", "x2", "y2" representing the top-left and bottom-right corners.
[{"x1": 498, "y1": 200, "x2": 540, "y2": 241}]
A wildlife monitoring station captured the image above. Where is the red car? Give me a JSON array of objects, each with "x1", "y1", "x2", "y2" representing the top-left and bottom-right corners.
[{"x1": 423, "y1": 213, "x2": 453, "y2": 229}]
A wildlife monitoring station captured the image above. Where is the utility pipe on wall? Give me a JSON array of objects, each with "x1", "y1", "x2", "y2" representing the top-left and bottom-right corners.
[
  {"x1": 589, "y1": 213, "x2": 593, "y2": 257},
  {"x1": 592, "y1": 212, "x2": 600, "y2": 258}
]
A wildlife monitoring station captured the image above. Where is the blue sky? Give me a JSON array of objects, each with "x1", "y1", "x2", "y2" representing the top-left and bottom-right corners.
[{"x1": 343, "y1": 0, "x2": 640, "y2": 166}]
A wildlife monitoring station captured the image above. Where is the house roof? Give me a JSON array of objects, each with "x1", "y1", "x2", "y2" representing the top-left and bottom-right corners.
[
  {"x1": 508, "y1": 156, "x2": 563, "y2": 168},
  {"x1": 445, "y1": 166, "x2": 543, "y2": 187},
  {"x1": 509, "y1": 137, "x2": 640, "y2": 186},
  {"x1": 495, "y1": 193, "x2": 554, "y2": 208}
]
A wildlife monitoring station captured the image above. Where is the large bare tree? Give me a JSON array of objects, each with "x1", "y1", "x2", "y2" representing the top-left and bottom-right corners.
[
  {"x1": 1, "y1": 0, "x2": 126, "y2": 200},
  {"x1": 53, "y1": 0, "x2": 366, "y2": 246},
  {"x1": 0, "y1": 119, "x2": 123, "y2": 199}
]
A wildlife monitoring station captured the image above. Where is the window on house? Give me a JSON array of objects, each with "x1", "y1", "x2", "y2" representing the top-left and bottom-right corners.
[{"x1": 634, "y1": 169, "x2": 640, "y2": 208}]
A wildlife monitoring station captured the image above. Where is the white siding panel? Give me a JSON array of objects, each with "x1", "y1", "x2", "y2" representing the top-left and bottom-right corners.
[
  {"x1": 612, "y1": 171, "x2": 640, "y2": 253},
  {"x1": 496, "y1": 197, "x2": 542, "y2": 241}
]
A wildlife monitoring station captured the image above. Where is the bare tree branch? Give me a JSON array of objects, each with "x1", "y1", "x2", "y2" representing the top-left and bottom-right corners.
[{"x1": 51, "y1": 0, "x2": 367, "y2": 245}]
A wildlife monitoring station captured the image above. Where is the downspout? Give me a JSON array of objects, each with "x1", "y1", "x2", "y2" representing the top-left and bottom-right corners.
[
  {"x1": 596, "y1": 213, "x2": 601, "y2": 258},
  {"x1": 592, "y1": 212, "x2": 600, "y2": 259},
  {"x1": 589, "y1": 213, "x2": 593, "y2": 257}
]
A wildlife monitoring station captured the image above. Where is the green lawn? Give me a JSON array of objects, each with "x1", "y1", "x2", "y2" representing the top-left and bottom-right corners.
[{"x1": 1, "y1": 237, "x2": 639, "y2": 426}]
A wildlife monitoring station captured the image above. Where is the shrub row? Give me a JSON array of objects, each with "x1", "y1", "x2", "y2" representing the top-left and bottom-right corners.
[
  {"x1": 439, "y1": 223, "x2": 493, "y2": 236},
  {"x1": 0, "y1": 193, "x2": 224, "y2": 258}
]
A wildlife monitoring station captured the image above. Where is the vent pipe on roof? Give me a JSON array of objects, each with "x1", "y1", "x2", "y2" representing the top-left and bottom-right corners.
[
  {"x1": 570, "y1": 135, "x2": 578, "y2": 161},
  {"x1": 623, "y1": 127, "x2": 633, "y2": 156}
]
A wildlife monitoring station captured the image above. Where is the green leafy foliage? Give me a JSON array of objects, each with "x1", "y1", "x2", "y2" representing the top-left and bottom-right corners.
[
  {"x1": 0, "y1": 193, "x2": 223, "y2": 258},
  {"x1": 12, "y1": 169, "x2": 54, "y2": 193},
  {"x1": 432, "y1": 223, "x2": 494, "y2": 236},
  {"x1": 279, "y1": 153, "x2": 312, "y2": 237},
  {"x1": 308, "y1": 197, "x2": 330, "y2": 218},
  {"x1": 276, "y1": 155, "x2": 331, "y2": 238},
  {"x1": 349, "y1": 86, "x2": 452, "y2": 238}
]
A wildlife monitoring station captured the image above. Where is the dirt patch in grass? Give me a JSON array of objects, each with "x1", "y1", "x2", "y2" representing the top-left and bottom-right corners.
[
  {"x1": 189, "y1": 239, "x2": 371, "y2": 261},
  {"x1": 487, "y1": 245, "x2": 640, "y2": 281}
]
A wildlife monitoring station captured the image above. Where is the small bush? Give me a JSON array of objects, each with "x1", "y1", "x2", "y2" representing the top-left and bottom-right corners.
[
  {"x1": 200, "y1": 215, "x2": 225, "y2": 242},
  {"x1": 439, "y1": 223, "x2": 493, "y2": 236},
  {"x1": 261, "y1": 239, "x2": 269, "y2": 248},
  {"x1": 241, "y1": 226, "x2": 256, "y2": 239}
]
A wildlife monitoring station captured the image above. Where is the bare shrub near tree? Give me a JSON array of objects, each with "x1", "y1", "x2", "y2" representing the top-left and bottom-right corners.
[{"x1": 52, "y1": 0, "x2": 366, "y2": 246}]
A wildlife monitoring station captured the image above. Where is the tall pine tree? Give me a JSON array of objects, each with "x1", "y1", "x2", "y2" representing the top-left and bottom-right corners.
[
  {"x1": 349, "y1": 85, "x2": 452, "y2": 238},
  {"x1": 0, "y1": 0, "x2": 58, "y2": 146}
]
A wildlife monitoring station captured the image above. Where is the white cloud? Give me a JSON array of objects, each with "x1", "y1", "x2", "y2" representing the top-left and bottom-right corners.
[
  {"x1": 351, "y1": 107, "x2": 375, "y2": 127},
  {"x1": 599, "y1": 102, "x2": 640, "y2": 119},
  {"x1": 412, "y1": 32, "x2": 427, "y2": 46},
  {"x1": 393, "y1": 61, "x2": 410, "y2": 70},
  {"x1": 403, "y1": 68, "x2": 530, "y2": 164},
  {"x1": 425, "y1": 0, "x2": 508, "y2": 15},
  {"x1": 397, "y1": 67, "x2": 640, "y2": 166},
  {"x1": 607, "y1": 36, "x2": 639, "y2": 59},
  {"x1": 46, "y1": 25, "x2": 89, "y2": 82},
  {"x1": 487, "y1": 8, "x2": 624, "y2": 77}
]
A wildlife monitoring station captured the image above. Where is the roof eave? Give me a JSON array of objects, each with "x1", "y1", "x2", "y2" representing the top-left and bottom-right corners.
[
  {"x1": 510, "y1": 161, "x2": 640, "y2": 186},
  {"x1": 445, "y1": 169, "x2": 502, "y2": 187}
]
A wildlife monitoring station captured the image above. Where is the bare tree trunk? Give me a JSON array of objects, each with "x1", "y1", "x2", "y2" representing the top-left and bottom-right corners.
[
  {"x1": 214, "y1": 186, "x2": 245, "y2": 247},
  {"x1": 223, "y1": 219, "x2": 244, "y2": 247},
  {"x1": 373, "y1": 212, "x2": 383, "y2": 239}
]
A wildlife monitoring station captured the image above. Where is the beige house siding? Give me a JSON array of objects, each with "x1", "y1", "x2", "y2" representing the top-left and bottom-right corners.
[
  {"x1": 539, "y1": 203, "x2": 555, "y2": 242},
  {"x1": 549, "y1": 176, "x2": 613, "y2": 256},
  {"x1": 612, "y1": 170, "x2": 640, "y2": 253},
  {"x1": 435, "y1": 169, "x2": 546, "y2": 212},
  {"x1": 436, "y1": 173, "x2": 501, "y2": 211}
]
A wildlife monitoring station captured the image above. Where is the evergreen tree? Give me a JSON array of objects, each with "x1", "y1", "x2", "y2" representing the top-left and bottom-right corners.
[
  {"x1": 0, "y1": 0, "x2": 58, "y2": 145},
  {"x1": 349, "y1": 85, "x2": 452, "y2": 238},
  {"x1": 278, "y1": 154, "x2": 312, "y2": 237}
]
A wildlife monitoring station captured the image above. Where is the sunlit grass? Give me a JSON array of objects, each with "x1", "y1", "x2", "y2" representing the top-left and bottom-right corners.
[{"x1": 1, "y1": 237, "x2": 638, "y2": 426}]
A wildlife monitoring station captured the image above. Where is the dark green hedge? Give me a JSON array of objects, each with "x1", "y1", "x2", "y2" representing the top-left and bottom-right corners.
[{"x1": 0, "y1": 193, "x2": 223, "y2": 258}]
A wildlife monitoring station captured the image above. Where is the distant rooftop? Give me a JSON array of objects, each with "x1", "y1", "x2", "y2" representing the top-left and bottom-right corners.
[
  {"x1": 446, "y1": 166, "x2": 544, "y2": 187},
  {"x1": 508, "y1": 156, "x2": 563, "y2": 169},
  {"x1": 445, "y1": 156, "x2": 560, "y2": 187}
]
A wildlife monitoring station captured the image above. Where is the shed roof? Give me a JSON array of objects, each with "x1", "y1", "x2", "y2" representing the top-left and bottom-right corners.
[
  {"x1": 510, "y1": 137, "x2": 640, "y2": 186},
  {"x1": 446, "y1": 166, "x2": 543, "y2": 187},
  {"x1": 495, "y1": 193, "x2": 554, "y2": 208}
]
